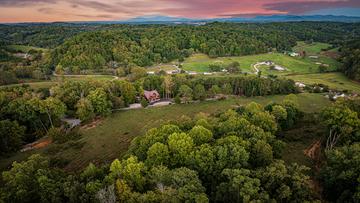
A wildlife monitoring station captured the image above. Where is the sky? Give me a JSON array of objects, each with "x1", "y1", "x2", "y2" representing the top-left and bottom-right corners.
[{"x1": 0, "y1": 0, "x2": 360, "y2": 23}]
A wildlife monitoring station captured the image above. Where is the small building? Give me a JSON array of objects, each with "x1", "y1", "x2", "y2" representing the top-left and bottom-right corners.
[
  {"x1": 144, "y1": 90, "x2": 161, "y2": 103},
  {"x1": 61, "y1": 118, "x2": 81, "y2": 129},
  {"x1": 289, "y1": 52, "x2": 299, "y2": 57},
  {"x1": 295, "y1": 82, "x2": 306, "y2": 88},
  {"x1": 203, "y1": 72, "x2": 213, "y2": 75},
  {"x1": 147, "y1": 71, "x2": 155, "y2": 75}
]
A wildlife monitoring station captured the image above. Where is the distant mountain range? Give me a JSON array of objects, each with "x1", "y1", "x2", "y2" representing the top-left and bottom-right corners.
[
  {"x1": 118, "y1": 15, "x2": 360, "y2": 24},
  {"x1": 3, "y1": 14, "x2": 360, "y2": 25}
]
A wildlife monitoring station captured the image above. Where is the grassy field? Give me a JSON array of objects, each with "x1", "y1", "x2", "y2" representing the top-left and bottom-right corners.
[
  {"x1": 0, "y1": 93, "x2": 330, "y2": 172},
  {"x1": 181, "y1": 53, "x2": 340, "y2": 74},
  {"x1": 146, "y1": 64, "x2": 178, "y2": 72},
  {"x1": 293, "y1": 41, "x2": 332, "y2": 55},
  {"x1": 285, "y1": 72, "x2": 360, "y2": 93}
]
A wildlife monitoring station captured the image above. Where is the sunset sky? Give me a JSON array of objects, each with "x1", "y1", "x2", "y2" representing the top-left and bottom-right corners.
[{"x1": 1, "y1": 0, "x2": 360, "y2": 23}]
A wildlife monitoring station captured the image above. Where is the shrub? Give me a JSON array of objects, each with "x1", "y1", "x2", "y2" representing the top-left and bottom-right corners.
[{"x1": 141, "y1": 97, "x2": 149, "y2": 108}]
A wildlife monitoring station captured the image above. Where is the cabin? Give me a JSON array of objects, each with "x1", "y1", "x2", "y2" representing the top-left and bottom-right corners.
[{"x1": 144, "y1": 90, "x2": 161, "y2": 103}]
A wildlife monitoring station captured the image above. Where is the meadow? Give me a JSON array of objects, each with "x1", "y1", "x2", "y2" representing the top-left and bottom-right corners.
[
  {"x1": 292, "y1": 41, "x2": 332, "y2": 55},
  {"x1": 286, "y1": 72, "x2": 360, "y2": 93},
  {"x1": 181, "y1": 52, "x2": 340, "y2": 74}
]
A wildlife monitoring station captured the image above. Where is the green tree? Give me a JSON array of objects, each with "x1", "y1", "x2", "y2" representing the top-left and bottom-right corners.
[
  {"x1": 0, "y1": 120, "x2": 25, "y2": 154},
  {"x1": 226, "y1": 61, "x2": 241, "y2": 73},
  {"x1": 41, "y1": 97, "x2": 67, "y2": 128},
  {"x1": 209, "y1": 85, "x2": 221, "y2": 97},
  {"x1": 193, "y1": 84, "x2": 206, "y2": 101},
  {"x1": 179, "y1": 85, "x2": 193, "y2": 103},
  {"x1": 213, "y1": 136, "x2": 249, "y2": 173},
  {"x1": 168, "y1": 133, "x2": 194, "y2": 167},
  {"x1": 188, "y1": 125, "x2": 213, "y2": 145},
  {"x1": 2, "y1": 154, "x2": 64, "y2": 203},
  {"x1": 146, "y1": 142, "x2": 170, "y2": 166},
  {"x1": 76, "y1": 98, "x2": 95, "y2": 121},
  {"x1": 256, "y1": 160, "x2": 314, "y2": 202},
  {"x1": 321, "y1": 143, "x2": 360, "y2": 202},
  {"x1": 250, "y1": 140, "x2": 273, "y2": 167},
  {"x1": 271, "y1": 105, "x2": 288, "y2": 121},
  {"x1": 216, "y1": 169, "x2": 266, "y2": 202},
  {"x1": 87, "y1": 88, "x2": 112, "y2": 116}
]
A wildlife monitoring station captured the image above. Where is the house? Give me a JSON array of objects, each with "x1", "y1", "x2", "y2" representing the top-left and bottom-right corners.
[
  {"x1": 289, "y1": 52, "x2": 299, "y2": 57},
  {"x1": 144, "y1": 90, "x2": 161, "y2": 103},
  {"x1": 147, "y1": 71, "x2": 155, "y2": 75}
]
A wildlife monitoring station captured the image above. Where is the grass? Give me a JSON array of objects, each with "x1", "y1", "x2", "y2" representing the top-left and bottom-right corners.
[
  {"x1": 0, "y1": 93, "x2": 330, "y2": 172},
  {"x1": 181, "y1": 53, "x2": 340, "y2": 75},
  {"x1": 285, "y1": 72, "x2": 360, "y2": 93},
  {"x1": 293, "y1": 41, "x2": 332, "y2": 55},
  {"x1": 146, "y1": 64, "x2": 178, "y2": 72}
]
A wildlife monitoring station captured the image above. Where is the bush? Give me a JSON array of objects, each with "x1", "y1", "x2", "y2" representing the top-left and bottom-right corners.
[
  {"x1": 175, "y1": 95, "x2": 181, "y2": 104},
  {"x1": 141, "y1": 97, "x2": 149, "y2": 108}
]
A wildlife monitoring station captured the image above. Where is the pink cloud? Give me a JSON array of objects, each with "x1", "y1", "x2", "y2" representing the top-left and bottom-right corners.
[{"x1": 0, "y1": 0, "x2": 360, "y2": 22}]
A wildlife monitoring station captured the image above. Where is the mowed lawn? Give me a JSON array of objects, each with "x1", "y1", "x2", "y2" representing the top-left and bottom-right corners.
[
  {"x1": 285, "y1": 72, "x2": 360, "y2": 93},
  {"x1": 182, "y1": 53, "x2": 340, "y2": 74},
  {"x1": 55, "y1": 93, "x2": 331, "y2": 171}
]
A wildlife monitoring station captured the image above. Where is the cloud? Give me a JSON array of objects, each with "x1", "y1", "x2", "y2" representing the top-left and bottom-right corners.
[
  {"x1": 264, "y1": 0, "x2": 360, "y2": 14},
  {"x1": 75, "y1": 14, "x2": 114, "y2": 19},
  {"x1": 2, "y1": 0, "x2": 360, "y2": 22},
  {"x1": 0, "y1": 0, "x2": 57, "y2": 7}
]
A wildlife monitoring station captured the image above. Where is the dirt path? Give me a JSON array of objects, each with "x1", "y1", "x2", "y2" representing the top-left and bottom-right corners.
[
  {"x1": 304, "y1": 139, "x2": 322, "y2": 169},
  {"x1": 21, "y1": 137, "x2": 52, "y2": 152}
]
